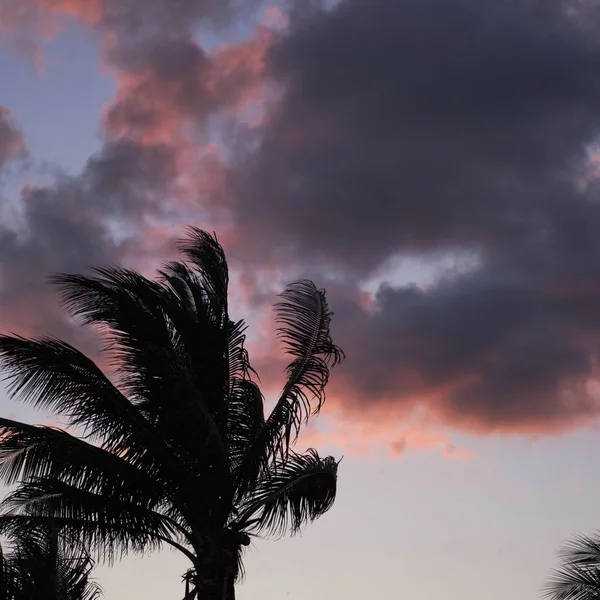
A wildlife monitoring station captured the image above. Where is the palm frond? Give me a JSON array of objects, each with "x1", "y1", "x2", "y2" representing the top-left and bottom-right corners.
[
  {"x1": 157, "y1": 261, "x2": 231, "y2": 444},
  {"x1": 0, "y1": 419, "x2": 170, "y2": 512},
  {"x1": 227, "y1": 317, "x2": 264, "y2": 476},
  {"x1": 55, "y1": 264, "x2": 231, "y2": 492},
  {"x1": 545, "y1": 533, "x2": 600, "y2": 600},
  {"x1": 236, "y1": 281, "x2": 344, "y2": 492},
  {"x1": 159, "y1": 233, "x2": 233, "y2": 444},
  {"x1": 50, "y1": 267, "x2": 181, "y2": 399},
  {"x1": 0, "y1": 335, "x2": 135, "y2": 440},
  {"x1": 228, "y1": 319, "x2": 258, "y2": 382},
  {"x1": 25, "y1": 270, "x2": 227, "y2": 512},
  {"x1": 0, "y1": 480, "x2": 187, "y2": 565},
  {"x1": 228, "y1": 379, "x2": 265, "y2": 478},
  {"x1": 236, "y1": 449, "x2": 338, "y2": 538},
  {"x1": 176, "y1": 228, "x2": 229, "y2": 326},
  {"x1": 0, "y1": 335, "x2": 150, "y2": 459},
  {"x1": 271, "y1": 281, "x2": 344, "y2": 436},
  {"x1": 0, "y1": 336, "x2": 200, "y2": 498}
]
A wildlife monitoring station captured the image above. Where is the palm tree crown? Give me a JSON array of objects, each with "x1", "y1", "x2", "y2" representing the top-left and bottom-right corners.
[
  {"x1": 545, "y1": 533, "x2": 600, "y2": 600},
  {"x1": 0, "y1": 228, "x2": 345, "y2": 599}
]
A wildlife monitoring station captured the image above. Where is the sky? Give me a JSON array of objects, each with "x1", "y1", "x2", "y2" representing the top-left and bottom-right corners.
[{"x1": 2, "y1": 0, "x2": 600, "y2": 598}]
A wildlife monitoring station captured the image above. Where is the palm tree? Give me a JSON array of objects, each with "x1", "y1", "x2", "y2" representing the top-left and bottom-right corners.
[
  {"x1": 545, "y1": 533, "x2": 600, "y2": 599},
  {"x1": 0, "y1": 228, "x2": 344, "y2": 599},
  {"x1": 0, "y1": 519, "x2": 101, "y2": 600}
]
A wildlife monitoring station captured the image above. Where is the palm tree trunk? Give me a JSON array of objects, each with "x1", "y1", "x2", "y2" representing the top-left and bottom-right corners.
[
  {"x1": 192, "y1": 574, "x2": 234, "y2": 600},
  {"x1": 186, "y1": 536, "x2": 240, "y2": 600},
  {"x1": 190, "y1": 561, "x2": 235, "y2": 600}
]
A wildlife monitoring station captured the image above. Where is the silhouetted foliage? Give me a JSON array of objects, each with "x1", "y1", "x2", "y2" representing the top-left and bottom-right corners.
[
  {"x1": 0, "y1": 519, "x2": 100, "y2": 600},
  {"x1": 0, "y1": 228, "x2": 344, "y2": 599},
  {"x1": 545, "y1": 533, "x2": 600, "y2": 600}
]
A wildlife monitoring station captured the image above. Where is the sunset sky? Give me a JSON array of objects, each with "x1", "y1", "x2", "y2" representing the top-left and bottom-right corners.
[{"x1": 3, "y1": 0, "x2": 600, "y2": 598}]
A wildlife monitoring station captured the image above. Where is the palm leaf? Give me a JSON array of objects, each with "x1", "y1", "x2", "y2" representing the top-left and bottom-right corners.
[
  {"x1": 0, "y1": 335, "x2": 172, "y2": 468},
  {"x1": 226, "y1": 317, "x2": 264, "y2": 475},
  {"x1": 176, "y1": 228, "x2": 229, "y2": 326},
  {"x1": 0, "y1": 480, "x2": 189, "y2": 565},
  {"x1": 51, "y1": 268, "x2": 188, "y2": 410},
  {"x1": 228, "y1": 378, "x2": 265, "y2": 479},
  {"x1": 159, "y1": 231, "x2": 232, "y2": 446},
  {"x1": 0, "y1": 336, "x2": 210, "y2": 518},
  {"x1": 157, "y1": 261, "x2": 231, "y2": 445},
  {"x1": 236, "y1": 449, "x2": 338, "y2": 538},
  {"x1": 236, "y1": 281, "x2": 344, "y2": 493},
  {"x1": 0, "y1": 418, "x2": 170, "y2": 512},
  {"x1": 545, "y1": 534, "x2": 600, "y2": 599},
  {"x1": 11, "y1": 277, "x2": 224, "y2": 508},
  {"x1": 266, "y1": 280, "x2": 344, "y2": 449},
  {"x1": 55, "y1": 262, "x2": 231, "y2": 493}
]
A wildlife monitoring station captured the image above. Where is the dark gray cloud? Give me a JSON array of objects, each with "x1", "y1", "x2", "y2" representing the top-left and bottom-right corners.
[
  {"x1": 326, "y1": 262, "x2": 600, "y2": 432},
  {"x1": 0, "y1": 139, "x2": 177, "y2": 345},
  {"x1": 322, "y1": 191, "x2": 600, "y2": 432},
  {"x1": 228, "y1": 0, "x2": 600, "y2": 431},
  {"x1": 232, "y1": 0, "x2": 600, "y2": 270},
  {"x1": 81, "y1": 139, "x2": 177, "y2": 218}
]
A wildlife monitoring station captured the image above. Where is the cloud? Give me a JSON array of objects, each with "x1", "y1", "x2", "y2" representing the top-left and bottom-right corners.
[
  {"x1": 389, "y1": 430, "x2": 474, "y2": 461},
  {"x1": 0, "y1": 0, "x2": 255, "y2": 64},
  {"x1": 223, "y1": 0, "x2": 600, "y2": 434},
  {"x1": 231, "y1": 0, "x2": 600, "y2": 270},
  {"x1": 0, "y1": 0, "x2": 271, "y2": 343},
  {"x1": 0, "y1": 107, "x2": 26, "y2": 167},
  {"x1": 298, "y1": 418, "x2": 474, "y2": 460},
  {"x1": 0, "y1": 138, "x2": 178, "y2": 345},
  {"x1": 321, "y1": 269, "x2": 600, "y2": 434},
  {"x1": 6, "y1": 0, "x2": 600, "y2": 440}
]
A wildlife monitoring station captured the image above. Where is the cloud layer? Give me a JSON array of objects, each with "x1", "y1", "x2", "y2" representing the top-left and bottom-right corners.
[
  {"x1": 0, "y1": 0, "x2": 266, "y2": 340},
  {"x1": 5, "y1": 0, "x2": 600, "y2": 439},
  {"x1": 229, "y1": 0, "x2": 600, "y2": 433},
  {"x1": 233, "y1": 0, "x2": 600, "y2": 268}
]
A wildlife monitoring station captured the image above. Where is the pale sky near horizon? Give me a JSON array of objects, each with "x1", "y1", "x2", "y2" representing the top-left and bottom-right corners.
[{"x1": 2, "y1": 1, "x2": 600, "y2": 599}]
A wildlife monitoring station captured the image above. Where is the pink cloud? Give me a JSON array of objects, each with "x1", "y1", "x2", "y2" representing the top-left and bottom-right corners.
[{"x1": 297, "y1": 415, "x2": 474, "y2": 461}]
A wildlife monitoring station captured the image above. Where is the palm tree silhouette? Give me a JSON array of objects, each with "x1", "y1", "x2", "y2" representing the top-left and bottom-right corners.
[
  {"x1": 0, "y1": 228, "x2": 344, "y2": 599},
  {"x1": 0, "y1": 519, "x2": 101, "y2": 600},
  {"x1": 545, "y1": 533, "x2": 600, "y2": 599}
]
